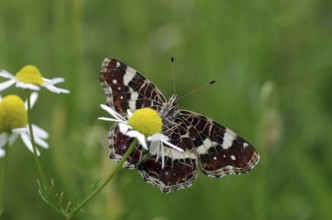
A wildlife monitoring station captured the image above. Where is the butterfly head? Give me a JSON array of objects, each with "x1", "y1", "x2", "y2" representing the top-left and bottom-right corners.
[{"x1": 159, "y1": 94, "x2": 178, "y2": 124}]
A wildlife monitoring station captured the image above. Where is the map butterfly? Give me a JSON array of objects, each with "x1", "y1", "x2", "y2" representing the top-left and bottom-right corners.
[{"x1": 100, "y1": 57, "x2": 260, "y2": 193}]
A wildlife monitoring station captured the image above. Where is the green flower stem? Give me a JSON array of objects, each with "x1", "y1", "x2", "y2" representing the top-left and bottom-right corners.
[
  {"x1": 67, "y1": 139, "x2": 138, "y2": 219},
  {"x1": 26, "y1": 91, "x2": 49, "y2": 188},
  {"x1": 0, "y1": 140, "x2": 10, "y2": 217}
]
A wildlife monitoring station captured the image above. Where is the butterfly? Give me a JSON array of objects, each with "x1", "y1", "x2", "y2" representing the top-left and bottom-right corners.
[{"x1": 99, "y1": 57, "x2": 260, "y2": 193}]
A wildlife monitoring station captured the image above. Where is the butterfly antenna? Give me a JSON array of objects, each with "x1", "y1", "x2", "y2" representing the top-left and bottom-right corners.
[
  {"x1": 178, "y1": 80, "x2": 216, "y2": 101},
  {"x1": 171, "y1": 57, "x2": 176, "y2": 95}
]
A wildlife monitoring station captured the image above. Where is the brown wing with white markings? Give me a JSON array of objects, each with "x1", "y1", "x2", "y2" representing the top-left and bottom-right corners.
[
  {"x1": 99, "y1": 57, "x2": 260, "y2": 193},
  {"x1": 100, "y1": 58, "x2": 167, "y2": 167},
  {"x1": 138, "y1": 117, "x2": 198, "y2": 193},
  {"x1": 100, "y1": 58, "x2": 167, "y2": 116},
  {"x1": 178, "y1": 110, "x2": 260, "y2": 177}
]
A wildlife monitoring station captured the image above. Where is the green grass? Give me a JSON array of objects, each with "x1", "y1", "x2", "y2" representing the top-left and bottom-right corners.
[{"x1": 1, "y1": 0, "x2": 332, "y2": 219}]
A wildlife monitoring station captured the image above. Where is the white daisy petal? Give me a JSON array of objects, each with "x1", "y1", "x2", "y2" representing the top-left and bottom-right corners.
[
  {"x1": 161, "y1": 144, "x2": 165, "y2": 168},
  {"x1": 29, "y1": 92, "x2": 39, "y2": 108},
  {"x1": 149, "y1": 133, "x2": 184, "y2": 152},
  {"x1": 119, "y1": 122, "x2": 131, "y2": 134},
  {"x1": 54, "y1": 87, "x2": 70, "y2": 94},
  {"x1": 41, "y1": 78, "x2": 69, "y2": 94},
  {"x1": 149, "y1": 141, "x2": 160, "y2": 155},
  {"x1": 126, "y1": 130, "x2": 147, "y2": 150},
  {"x1": 148, "y1": 133, "x2": 165, "y2": 142},
  {"x1": 45, "y1": 77, "x2": 65, "y2": 85},
  {"x1": 100, "y1": 104, "x2": 126, "y2": 121},
  {"x1": 0, "y1": 79, "x2": 16, "y2": 91},
  {"x1": 0, "y1": 148, "x2": 5, "y2": 158},
  {"x1": 42, "y1": 84, "x2": 59, "y2": 93},
  {"x1": 12, "y1": 127, "x2": 28, "y2": 134},
  {"x1": 8, "y1": 133, "x2": 19, "y2": 146},
  {"x1": 98, "y1": 117, "x2": 120, "y2": 122},
  {"x1": 20, "y1": 132, "x2": 40, "y2": 156},
  {"x1": 0, "y1": 70, "x2": 15, "y2": 78},
  {"x1": 125, "y1": 130, "x2": 142, "y2": 139},
  {"x1": 16, "y1": 82, "x2": 40, "y2": 90},
  {"x1": 161, "y1": 139, "x2": 183, "y2": 152},
  {"x1": 127, "y1": 109, "x2": 133, "y2": 118},
  {"x1": 25, "y1": 92, "x2": 39, "y2": 109},
  {"x1": 100, "y1": 104, "x2": 114, "y2": 115},
  {"x1": 32, "y1": 124, "x2": 49, "y2": 139},
  {"x1": 34, "y1": 135, "x2": 49, "y2": 149},
  {"x1": 0, "y1": 133, "x2": 7, "y2": 149},
  {"x1": 11, "y1": 126, "x2": 48, "y2": 154},
  {"x1": 43, "y1": 84, "x2": 70, "y2": 94},
  {"x1": 41, "y1": 78, "x2": 51, "y2": 83}
]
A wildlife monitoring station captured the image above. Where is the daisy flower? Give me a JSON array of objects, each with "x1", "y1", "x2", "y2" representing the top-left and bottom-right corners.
[
  {"x1": 0, "y1": 94, "x2": 49, "y2": 157},
  {"x1": 0, "y1": 65, "x2": 69, "y2": 94},
  {"x1": 98, "y1": 105, "x2": 183, "y2": 168}
]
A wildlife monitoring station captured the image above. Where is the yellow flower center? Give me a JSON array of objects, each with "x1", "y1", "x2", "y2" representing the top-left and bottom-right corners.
[
  {"x1": 128, "y1": 108, "x2": 162, "y2": 137},
  {"x1": 15, "y1": 65, "x2": 44, "y2": 84},
  {"x1": 0, "y1": 95, "x2": 27, "y2": 132}
]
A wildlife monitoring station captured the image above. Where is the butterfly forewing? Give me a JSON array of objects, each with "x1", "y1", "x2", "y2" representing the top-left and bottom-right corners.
[
  {"x1": 100, "y1": 57, "x2": 260, "y2": 193},
  {"x1": 100, "y1": 58, "x2": 167, "y2": 116}
]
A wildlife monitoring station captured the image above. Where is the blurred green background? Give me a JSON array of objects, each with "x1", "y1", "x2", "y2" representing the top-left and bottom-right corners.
[{"x1": 1, "y1": 0, "x2": 332, "y2": 219}]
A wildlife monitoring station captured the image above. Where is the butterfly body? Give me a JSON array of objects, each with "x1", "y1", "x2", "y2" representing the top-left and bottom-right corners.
[
  {"x1": 158, "y1": 94, "x2": 179, "y2": 126},
  {"x1": 100, "y1": 57, "x2": 259, "y2": 193}
]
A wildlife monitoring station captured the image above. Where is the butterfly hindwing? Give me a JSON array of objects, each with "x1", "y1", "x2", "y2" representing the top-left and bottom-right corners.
[
  {"x1": 178, "y1": 110, "x2": 260, "y2": 177},
  {"x1": 138, "y1": 156, "x2": 197, "y2": 193},
  {"x1": 109, "y1": 123, "x2": 145, "y2": 168},
  {"x1": 138, "y1": 119, "x2": 199, "y2": 193}
]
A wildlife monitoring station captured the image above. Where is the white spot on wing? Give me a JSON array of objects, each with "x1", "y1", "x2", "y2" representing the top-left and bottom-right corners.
[
  {"x1": 203, "y1": 138, "x2": 212, "y2": 148},
  {"x1": 131, "y1": 92, "x2": 138, "y2": 100},
  {"x1": 222, "y1": 128, "x2": 236, "y2": 149},
  {"x1": 123, "y1": 70, "x2": 135, "y2": 86},
  {"x1": 243, "y1": 143, "x2": 249, "y2": 148},
  {"x1": 196, "y1": 138, "x2": 219, "y2": 154},
  {"x1": 129, "y1": 92, "x2": 138, "y2": 110},
  {"x1": 231, "y1": 155, "x2": 236, "y2": 160},
  {"x1": 196, "y1": 138, "x2": 211, "y2": 154},
  {"x1": 180, "y1": 133, "x2": 190, "y2": 138},
  {"x1": 112, "y1": 79, "x2": 117, "y2": 84}
]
